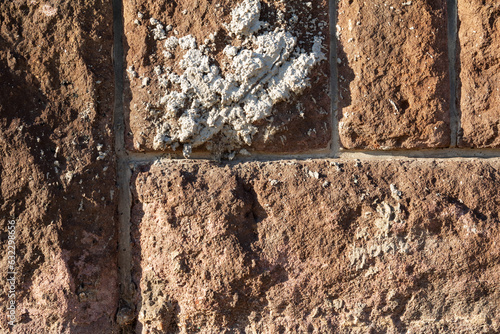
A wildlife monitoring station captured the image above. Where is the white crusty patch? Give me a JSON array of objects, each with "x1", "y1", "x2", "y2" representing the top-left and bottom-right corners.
[
  {"x1": 178, "y1": 35, "x2": 197, "y2": 50},
  {"x1": 150, "y1": 18, "x2": 168, "y2": 40},
  {"x1": 223, "y1": 45, "x2": 239, "y2": 58},
  {"x1": 227, "y1": 0, "x2": 263, "y2": 37},
  {"x1": 143, "y1": 0, "x2": 325, "y2": 155},
  {"x1": 164, "y1": 36, "x2": 179, "y2": 50}
]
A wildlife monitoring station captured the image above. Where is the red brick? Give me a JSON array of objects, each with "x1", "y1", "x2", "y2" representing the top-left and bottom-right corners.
[
  {"x1": 457, "y1": 0, "x2": 500, "y2": 148},
  {"x1": 0, "y1": 1, "x2": 118, "y2": 331},
  {"x1": 131, "y1": 159, "x2": 500, "y2": 332},
  {"x1": 124, "y1": 0, "x2": 331, "y2": 157},
  {"x1": 337, "y1": 0, "x2": 451, "y2": 150}
]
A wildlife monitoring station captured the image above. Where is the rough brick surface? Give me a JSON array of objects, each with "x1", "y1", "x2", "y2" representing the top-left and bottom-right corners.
[
  {"x1": 131, "y1": 159, "x2": 500, "y2": 333},
  {"x1": 124, "y1": 0, "x2": 331, "y2": 157},
  {"x1": 337, "y1": 0, "x2": 450, "y2": 150},
  {"x1": 4, "y1": 0, "x2": 500, "y2": 332},
  {"x1": 457, "y1": 0, "x2": 500, "y2": 148},
  {"x1": 0, "y1": 1, "x2": 118, "y2": 332}
]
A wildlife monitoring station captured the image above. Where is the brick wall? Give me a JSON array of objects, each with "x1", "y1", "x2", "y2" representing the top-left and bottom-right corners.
[{"x1": 0, "y1": 0, "x2": 499, "y2": 333}]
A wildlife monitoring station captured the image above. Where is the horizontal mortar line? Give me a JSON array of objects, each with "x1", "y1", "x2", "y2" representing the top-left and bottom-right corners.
[
  {"x1": 125, "y1": 148, "x2": 500, "y2": 165},
  {"x1": 126, "y1": 149, "x2": 336, "y2": 164},
  {"x1": 340, "y1": 149, "x2": 500, "y2": 160}
]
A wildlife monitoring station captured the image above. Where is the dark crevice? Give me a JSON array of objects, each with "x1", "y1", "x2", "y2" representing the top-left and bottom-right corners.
[
  {"x1": 447, "y1": 0, "x2": 458, "y2": 147},
  {"x1": 112, "y1": 0, "x2": 135, "y2": 332},
  {"x1": 330, "y1": 0, "x2": 339, "y2": 156}
]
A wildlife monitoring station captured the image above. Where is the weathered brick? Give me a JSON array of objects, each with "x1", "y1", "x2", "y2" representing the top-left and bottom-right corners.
[
  {"x1": 124, "y1": 0, "x2": 331, "y2": 157},
  {"x1": 457, "y1": 0, "x2": 500, "y2": 148},
  {"x1": 131, "y1": 159, "x2": 500, "y2": 333},
  {"x1": 337, "y1": 0, "x2": 450, "y2": 150},
  {"x1": 0, "y1": 1, "x2": 117, "y2": 332}
]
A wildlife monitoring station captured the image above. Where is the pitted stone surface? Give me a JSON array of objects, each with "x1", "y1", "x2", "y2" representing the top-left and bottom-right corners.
[
  {"x1": 3, "y1": 0, "x2": 500, "y2": 332},
  {"x1": 457, "y1": 0, "x2": 500, "y2": 148},
  {"x1": 124, "y1": 0, "x2": 331, "y2": 157},
  {"x1": 0, "y1": 1, "x2": 117, "y2": 332},
  {"x1": 337, "y1": 0, "x2": 451, "y2": 150},
  {"x1": 131, "y1": 159, "x2": 500, "y2": 333}
]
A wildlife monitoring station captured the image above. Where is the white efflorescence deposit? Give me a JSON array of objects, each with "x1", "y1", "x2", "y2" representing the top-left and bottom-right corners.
[{"x1": 134, "y1": 0, "x2": 325, "y2": 156}]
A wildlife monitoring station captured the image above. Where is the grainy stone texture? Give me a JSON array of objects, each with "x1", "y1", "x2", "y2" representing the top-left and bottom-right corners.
[
  {"x1": 457, "y1": 0, "x2": 500, "y2": 148},
  {"x1": 131, "y1": 159, "x2": 500, "y2": 333},
  {"x1": 124, "y1": 0, "x2": 331, "y2": 157},
  {"x1": 0, "y1": 1, "x2": 118, "y2": 332},
  {"x1": 337, "y1": 0, "x2": 451, "y2": 150}
]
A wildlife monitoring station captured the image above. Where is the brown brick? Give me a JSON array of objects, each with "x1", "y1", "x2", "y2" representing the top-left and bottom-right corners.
[
  {"x1": 131, "y1": 159, "x2": 500, "y2": 332},
  {"x1": 457, "y1": 0, "x2": 500, "y2": 148},
  {"x1": 337, "y1": 0, "x2": 451, "y2": 150},
  {"x1": 124, "y1": 0, "x2": 331, "y2": 157},
  {"x1": 0, "y1": 1, "x2": 117, "y2": 332}
]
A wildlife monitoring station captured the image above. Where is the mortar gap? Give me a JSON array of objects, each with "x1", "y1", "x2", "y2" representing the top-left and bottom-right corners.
[
  {"x1": 329, "y1": 0, "x2": 340, "y2": 157},
  {"x1": 112, "y1": 0, "x2": 135, "y2": 328},
  {"x1": 128, "y1": 148, "x2": 500, "y2": 164},
  {"x1": 340, "y1": 148, "x2": 500, "y2": 160},
  {"x1": 447, "y1": 0, "x2": 459, "y2": 147}
]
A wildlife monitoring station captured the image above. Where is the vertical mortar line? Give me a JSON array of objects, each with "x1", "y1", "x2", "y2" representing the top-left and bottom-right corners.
[
  {"x1": 447, "y1": 0, "x2": 458, "y2": 147},
  {"x1": 329, "y1": 0, "x2": 340, "y2": 157},
  {"x1": 113, "y1": 0, "x2": 134, "y2": 317}
]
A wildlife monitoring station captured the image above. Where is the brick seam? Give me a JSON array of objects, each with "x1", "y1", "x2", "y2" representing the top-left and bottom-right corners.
[
  {"x1": 447, "y1": 0, "x2": 459, "y2": 147},
  {"x1": 112, "y1": 0, "x2": 136, "y2": 331},
  {"x1": 330, "y1": 0, "x2": 340, "y2": 157},
  {"x1": 126, "y1": 148, "x2": 500, "y2": 164}
]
